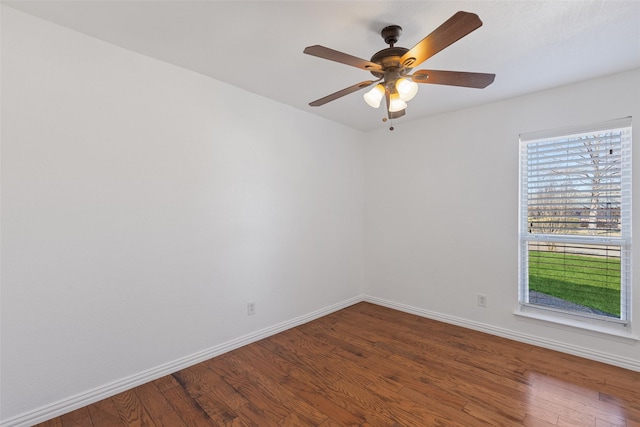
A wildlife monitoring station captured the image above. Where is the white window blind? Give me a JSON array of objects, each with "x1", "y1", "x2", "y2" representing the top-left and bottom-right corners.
[{"x1": 519, "y1": 117, "x2": 632, "y2": 324}]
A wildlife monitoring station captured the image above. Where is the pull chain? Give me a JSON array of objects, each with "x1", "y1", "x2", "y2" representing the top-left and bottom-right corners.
[{"x1": 382, "y1": 116, "x2": 395, "y2": 131}]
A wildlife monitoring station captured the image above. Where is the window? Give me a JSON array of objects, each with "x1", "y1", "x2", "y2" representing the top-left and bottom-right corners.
[{"x1": 519, "y1": 118, "x2": 632, "y2": 328}]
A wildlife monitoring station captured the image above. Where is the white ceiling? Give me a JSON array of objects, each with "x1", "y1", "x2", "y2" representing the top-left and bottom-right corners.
[{"x1": 3, "y1": 0, "x2": 640, "y2": 131}]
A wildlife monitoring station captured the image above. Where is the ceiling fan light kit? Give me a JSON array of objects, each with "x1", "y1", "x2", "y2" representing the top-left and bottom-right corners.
[
  {"x1": 363, "y1": 83, "x2": 385, "y2": 108},
  {"x1": 304, "y1": 11, "x2": 496, "y2": 129},
  {"x1": 396, "y1": 78, "x2": 419, "y2": 101},
  {"x1": 388, "y1": 92, "x2": 407, "y2": 113}
]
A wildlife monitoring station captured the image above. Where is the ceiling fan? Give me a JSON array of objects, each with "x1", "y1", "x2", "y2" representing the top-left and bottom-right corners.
[{"x1": 303, "y1": 11, "x2": 495, "y2": 128}]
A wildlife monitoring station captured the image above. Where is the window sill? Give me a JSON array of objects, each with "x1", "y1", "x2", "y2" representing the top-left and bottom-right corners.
[{"x1": 514, "y1": 306, "x2": 639, "y2": 341}]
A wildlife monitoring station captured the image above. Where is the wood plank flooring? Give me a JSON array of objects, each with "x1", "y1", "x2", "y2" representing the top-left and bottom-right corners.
[{"x1": 35, "y1": 302, "x2": 640, "y2": 426}]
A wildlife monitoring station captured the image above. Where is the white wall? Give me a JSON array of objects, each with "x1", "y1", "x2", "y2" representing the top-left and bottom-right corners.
[
  {"x1": 364, "y1": 68, "x2": 640, "y2": 366},
  {"x1": 0, "y1": 6, "x2": 365, "y2": 424},
  {"x1": 3, "y1": 4, "x2": 640, "y2": 426}
]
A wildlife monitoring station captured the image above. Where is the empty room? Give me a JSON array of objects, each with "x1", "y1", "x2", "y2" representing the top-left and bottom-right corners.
[{"x1": 1, "y1": 1, "x2": 639, "y2": 426}]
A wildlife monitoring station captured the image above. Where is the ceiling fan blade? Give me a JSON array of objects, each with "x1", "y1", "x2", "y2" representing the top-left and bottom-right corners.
[
  {"x1": 412, "y1": 70, "x2": 495, "y2": 88},
  {"x1": 309, "y1": 80, "x2": 378, "y2": 107},
  {"x1": 400, "y1": 11, "x2": 483, "y2": 69},
  {"x1": 304, "y1": 45, "x2": 383, "y2": 72}
]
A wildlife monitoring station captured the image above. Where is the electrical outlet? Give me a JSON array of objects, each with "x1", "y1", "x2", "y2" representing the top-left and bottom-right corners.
[
  {"x1": 247, "y1": 302, "x2": 256, "y2": 316},
  {"x1": 477, "y1": 294, "x2": 487, "y2": 307}
]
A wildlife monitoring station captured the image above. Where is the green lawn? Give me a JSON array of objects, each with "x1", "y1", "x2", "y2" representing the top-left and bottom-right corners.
[{"x1": 528, "y1": 251, "x2": 620, "y2": 317}]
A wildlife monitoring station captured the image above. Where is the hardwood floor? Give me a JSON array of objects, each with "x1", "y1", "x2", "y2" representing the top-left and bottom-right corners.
[{"x1": 35, "y1": 302, "x2": 640, "y2": 426}]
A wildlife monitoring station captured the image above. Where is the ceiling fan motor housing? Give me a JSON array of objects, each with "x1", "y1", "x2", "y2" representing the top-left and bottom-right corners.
[
  {"x1": 370, "y1": 25, "x2": 414, "y2": 80},
  {"x1": 370, "y1": 47, "x2": 410, "y2": 79}
]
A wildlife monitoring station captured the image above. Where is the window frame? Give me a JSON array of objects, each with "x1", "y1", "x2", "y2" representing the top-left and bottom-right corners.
[{"x1": 517, "y1": 117, "x2": 633, "y2": 334}]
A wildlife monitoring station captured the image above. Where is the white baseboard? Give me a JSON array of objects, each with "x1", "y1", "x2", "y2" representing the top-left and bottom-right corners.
[
  {"x1": 362, "y1": 295, "x2": 640, "y2": 372},
  {"x1": 4, "y1": 294, "x2": 638, "y2": 426},
  {"x1": 0, "y1": 296, "x2": 363, "y2": 427}
]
